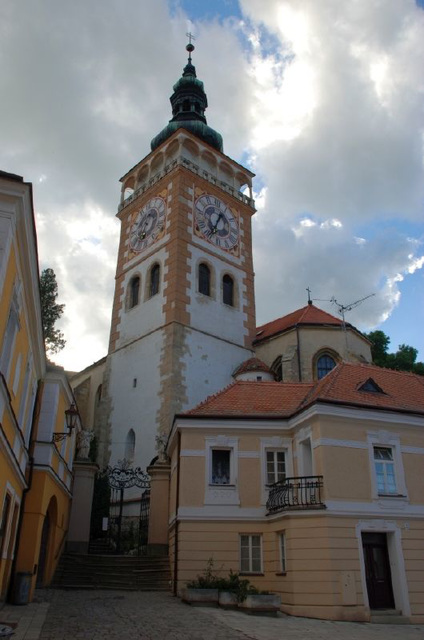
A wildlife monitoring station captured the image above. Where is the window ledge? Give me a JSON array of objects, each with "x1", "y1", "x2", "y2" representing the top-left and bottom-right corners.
[
  {"x1": 209, "y1": 483, "x2": 236, "y2": 488},
  {"x1": 239, "y1": 573, "x2": 264, "y2": 577},
  {"x1": 275, "y1": 572, "x2": 287, "y2": 576}
]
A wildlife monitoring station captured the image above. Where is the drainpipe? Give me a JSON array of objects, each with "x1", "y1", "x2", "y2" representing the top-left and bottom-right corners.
[
  {"x1": 296, "y1": 325, "x2": 302, "y2": 382},
  {"x1": 173, "y1": 430, "x2": 181, "y2": 596}
]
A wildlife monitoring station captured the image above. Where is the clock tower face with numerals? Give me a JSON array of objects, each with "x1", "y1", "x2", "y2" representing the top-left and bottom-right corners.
[
  {"x1": 194, "y1": 193, "x2": 239, "y2": 252},
  {"x1": 103, "y1": 44, "x2": 256, "y2": 475},
  {"x1": 129, "y1": 196, "x2": 166, "y2": 253}
]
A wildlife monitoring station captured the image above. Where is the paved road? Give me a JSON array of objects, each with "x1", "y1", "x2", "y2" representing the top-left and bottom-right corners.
[
  {"x1": 38, "y1": 591, "x2": 424, "y2": 640},
  {"x1": 3, "y1": 590, "x2": 424, "y2": 640}
]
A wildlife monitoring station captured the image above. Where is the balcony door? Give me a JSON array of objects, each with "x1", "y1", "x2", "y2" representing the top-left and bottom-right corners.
[{"x1": 362, "y1": 532, "x2": 395, "y2": 610}]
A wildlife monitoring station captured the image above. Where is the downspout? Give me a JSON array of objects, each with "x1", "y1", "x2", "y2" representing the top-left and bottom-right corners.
[
  {"x1": 296, "y1": 325, "x2": 302, "y2": 382},
  {"x1": 7, "y1": 381, "x2": 42, "y2": 601},
  {"x1": 173, "y1": 430, "x2": 181, "y2": 596}
]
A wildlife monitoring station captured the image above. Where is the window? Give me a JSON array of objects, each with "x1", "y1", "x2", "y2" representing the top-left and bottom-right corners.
[
  {"x1": 129, "y1": 276, "x2": 140, "y2": 308},
  {"x1": 149, "y1": 264, "x2": 160, "y2": 297},
  {"x1": 317, "y1": 354, "x2": 336, "y2": 379},
  {"x1": 271, "y1": 356, "x2": 283, "y2": 382},
  {"x1": 0, "y1": 288, "x2": 20, "y2": 378},
  {"x1": 223, "y1": 274, "x2": 234, "y2": 306},
  {"x1": 0, "y1": 493, "x2": 11, "y2": 557},
  {"x1": 211, "y1": 449, "x2": 230, "y2": 485},
  {"x1": 198, "y1": 263, "x2": 211, "y2": 296},
  {"x1": 240, "y1": 534, "x2": 262, "y2": 573},
  {"x1": 266, "y1": 450, "x2": 286, "y2": 485},
  {"x1": 280, "y1": 533, "x2": 286, "y2": 573},
  {"x1": 125, "y1": 429, "x2": 136, "y2": 464},
  {"x1": 374, "y1": 447, "x2": 397, "y2": 495}
]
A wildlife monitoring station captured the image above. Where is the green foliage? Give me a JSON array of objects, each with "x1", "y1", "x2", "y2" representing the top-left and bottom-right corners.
[
  {"x1": 40, "y1": 268, "x2": 66, "y2": 354},
  {"x1": 186, "y1": 562, "x2": 266, "y2": 601},
  {"x1": 364, "y1": 330, "x2": 423, "y2": 376}
]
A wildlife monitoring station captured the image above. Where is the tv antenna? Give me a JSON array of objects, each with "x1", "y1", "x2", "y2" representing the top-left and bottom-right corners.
[{"x1": 331, "y1": 293, "x2": 375, "y2": 326}]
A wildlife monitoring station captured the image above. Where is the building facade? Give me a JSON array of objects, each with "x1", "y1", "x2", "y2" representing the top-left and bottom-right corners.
[
  {"x1": 0, "y1": 171, "x2": 80, "y2": 602},
  {"x1": 167, "y1": 363, "x2": 424, "y2": 623}
]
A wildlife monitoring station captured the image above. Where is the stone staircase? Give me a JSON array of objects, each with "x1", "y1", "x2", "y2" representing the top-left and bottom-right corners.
[{"x1": 52, "y1": 553, "x2": 170, "y2": 591}]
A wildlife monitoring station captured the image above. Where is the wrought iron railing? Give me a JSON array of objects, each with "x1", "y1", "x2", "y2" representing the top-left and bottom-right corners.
[{"x1": 266, "y1": 476, "x2": 326, "y2": 514}]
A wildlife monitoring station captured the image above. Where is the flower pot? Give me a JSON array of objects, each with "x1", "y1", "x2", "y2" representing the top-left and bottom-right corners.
[
  {"x1": 218, "y1": 591, "x2": 238, "y2": 609},
  {"x1": 238, "y1": 594, "x2": 281, "y2": 616},
  {"x1": 181, "y1": 588, "x2": 219, "y2": 607}
]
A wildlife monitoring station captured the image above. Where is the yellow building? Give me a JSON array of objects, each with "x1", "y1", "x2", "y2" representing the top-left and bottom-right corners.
[
  {"x1": 0, "y1": 170, "x2": 80, "y2": 603},
  {"x1": 167, "y1": 362, "x2": 424, "y2": 623}
]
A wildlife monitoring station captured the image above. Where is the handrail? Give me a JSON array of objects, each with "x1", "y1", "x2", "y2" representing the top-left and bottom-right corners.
[{"x1": 266, "y1": 475, "x2": 326, "y2": 514}]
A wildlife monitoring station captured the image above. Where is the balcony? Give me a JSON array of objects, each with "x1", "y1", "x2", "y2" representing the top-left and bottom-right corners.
[{"x1": 266, "y1": 476, "x2": 326, "y2": 514}]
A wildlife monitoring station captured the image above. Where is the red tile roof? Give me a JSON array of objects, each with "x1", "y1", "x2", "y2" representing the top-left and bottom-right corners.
[
  {"x1": 183, "y1": 363, "x2": 424, "y2": 419},
  {"x1": 255, "y1": 303, "x2": 346, "y2": 343},
  {"x1": 232, "y1": 357, "x2": 272, "y2": 377},
  {"x1": 186, "y1": 381, "x2": 314, "y2": 417},
  {"x1": 300, "y1": 362, "x2": 424, "y2": 414}
]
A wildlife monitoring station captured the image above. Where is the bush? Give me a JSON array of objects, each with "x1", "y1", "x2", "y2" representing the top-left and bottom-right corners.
[{"x1": 186, "y1": 563, "x2": 265, "y2": 602}]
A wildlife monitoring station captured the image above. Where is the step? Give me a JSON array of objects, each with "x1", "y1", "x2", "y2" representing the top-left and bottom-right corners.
[{"x1": 370, "y1": 610, "x2": 409, "y2": 624}]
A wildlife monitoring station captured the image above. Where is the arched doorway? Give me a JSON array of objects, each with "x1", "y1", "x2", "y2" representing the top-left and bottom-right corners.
[{"x1": 36, "y1": 496, "x2": 57, "y2": 586}]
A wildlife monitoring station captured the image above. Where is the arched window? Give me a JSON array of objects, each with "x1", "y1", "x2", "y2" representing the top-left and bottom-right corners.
[
  {"x1": 149, "y1": 264, "x2": 160, "y2": 298},
  {"x1": 271, "y1": 356, "x2": 283, "y2": 382},
  {"x1": 198, "y1": 263, "x2": 211, "y2": 296},
  {"x1": 317, "y1": 354, "x2": 336, "y2": 379},
  {"x1": 223, "y1": 274, "x2": 234, "y2": 307},
  {"x1": 124, "y1": 429, "x2": 135, "y2": 464},
  {"x1": 129, "y1": 276, "x2": 140, "y2": 309}
]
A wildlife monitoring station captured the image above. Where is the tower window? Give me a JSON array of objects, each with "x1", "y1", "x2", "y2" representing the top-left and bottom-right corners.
[
  {"x1": 182, "y1": 100, "x2": 190, "y2": 112},
  {"x1": 316, "y1": 354, "x2": 336, "y2": 379},
  {"x1": 149, "y1": 264, "x2": 160, "y2": 298},
  {"x1": 223, "y1": 274, "x2": 234, "y2": 307},
  {"x1": 129, "y1": 276, "x2": 140, "y2": 309},
  {"x1": 198, "y1": 263, "x2": 211, "y2": 296},
  {"x1": 124, "y1": 429, "x2": 136, "y2": 464}
]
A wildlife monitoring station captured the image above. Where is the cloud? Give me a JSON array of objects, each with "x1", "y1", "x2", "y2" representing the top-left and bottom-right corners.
[{"x1": 1, "y1": 0, "x2": 423, "y2": 369}]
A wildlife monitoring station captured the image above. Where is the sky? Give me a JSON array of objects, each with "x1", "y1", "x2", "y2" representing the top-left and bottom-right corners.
[{"x1": 1, "y1": 0, "x2": 423, "y2": 371}]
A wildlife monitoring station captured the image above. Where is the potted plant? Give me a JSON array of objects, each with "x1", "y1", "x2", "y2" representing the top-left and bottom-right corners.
[
  {"x1": 216, "y1": 572, "x2": 240, "y2": 609},
  {"x1": 181, "y1": 558, "x2": 219, "y2": 606}
]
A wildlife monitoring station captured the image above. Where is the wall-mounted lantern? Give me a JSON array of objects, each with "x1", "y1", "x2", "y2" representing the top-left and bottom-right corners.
[{"x1": 52, "y1": 403, "x2": 79, "y2": 443}]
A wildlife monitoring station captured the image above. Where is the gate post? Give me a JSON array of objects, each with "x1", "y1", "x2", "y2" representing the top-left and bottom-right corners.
[
  {"x1": 146, "y1": 460, "x2": 170, "y2": 556},
  {"x1": 68, "y1": 460, "x2": 98, "y2": 553}
]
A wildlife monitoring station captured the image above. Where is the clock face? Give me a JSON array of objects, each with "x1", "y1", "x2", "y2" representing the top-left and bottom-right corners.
[
  {"x1": 129, "y1": 197, "x2": 166, "y2": 253},
  {"x1": 194, "y1": 194, "x2": 239, "y2": 250}
]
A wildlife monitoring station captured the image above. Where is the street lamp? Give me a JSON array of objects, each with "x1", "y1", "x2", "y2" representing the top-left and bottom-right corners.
[{"x1": 52, "y1": 403, "x2": 79, "y2": 443}]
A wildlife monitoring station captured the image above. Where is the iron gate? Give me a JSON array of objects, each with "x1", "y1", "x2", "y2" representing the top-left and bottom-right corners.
[{"x1": 90, "y1": 460, "x2": 150, "y2": 555}]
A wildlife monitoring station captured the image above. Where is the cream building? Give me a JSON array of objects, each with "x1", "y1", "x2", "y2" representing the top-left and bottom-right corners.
[{"x1": 167, "y1": 362, "x2": 424, "y2": 623}]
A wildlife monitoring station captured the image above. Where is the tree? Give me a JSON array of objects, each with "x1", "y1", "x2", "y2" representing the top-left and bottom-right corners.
[
  {"x1": 40, "y1": 268, "x2": 66, "y2": 354},
  {"x1": 364, "y1": 330, "x2": 423, "y2": 376},
  {"x1": 364, "y1": 330, "x2": 390, "y2": 367}
]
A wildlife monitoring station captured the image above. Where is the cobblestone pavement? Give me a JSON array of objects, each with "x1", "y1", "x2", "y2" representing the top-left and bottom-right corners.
[{"x1": 3, "y1": 590, "x2": 424, "y2": 640}]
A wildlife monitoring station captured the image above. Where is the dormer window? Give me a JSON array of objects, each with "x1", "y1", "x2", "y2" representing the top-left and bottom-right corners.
[{"x1": 359, "y1": 378, "x2": 385, "y2": 393}]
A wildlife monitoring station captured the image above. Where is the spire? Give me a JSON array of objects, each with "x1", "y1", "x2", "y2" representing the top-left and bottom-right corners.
[{"x1": 151, "y1": 36, "x2": 223, "y2": 153}]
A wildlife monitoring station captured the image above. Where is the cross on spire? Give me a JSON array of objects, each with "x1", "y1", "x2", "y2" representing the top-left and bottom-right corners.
[
  {"x1": 186, "y1": 32, "x2": 195, "y2": 62},
  {"x1": 306, "y1": 286, "x2": 312, "y2": 305}
]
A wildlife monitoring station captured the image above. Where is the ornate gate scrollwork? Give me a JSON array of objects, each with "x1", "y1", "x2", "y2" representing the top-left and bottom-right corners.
[{"x1": 90, "y1": 459, "x2": 150, "y2": 555}]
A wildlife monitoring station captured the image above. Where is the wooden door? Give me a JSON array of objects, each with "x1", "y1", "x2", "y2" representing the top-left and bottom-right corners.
[{"x1": 362, "y1": 532, "x2": 395, "y2": 610}]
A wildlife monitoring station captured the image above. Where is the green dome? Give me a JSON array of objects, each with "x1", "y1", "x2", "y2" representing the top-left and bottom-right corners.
[
  {"x1": 151, "y1": 121, "x2": 223, "y2": 153},
  {"x1": 151, "y1": 46, "x2": 223, "y2": 153}
]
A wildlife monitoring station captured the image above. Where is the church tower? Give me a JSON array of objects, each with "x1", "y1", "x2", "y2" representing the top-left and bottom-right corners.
[{"x1": 101, "y1": 41, "x2": 256, "y2": 470}]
